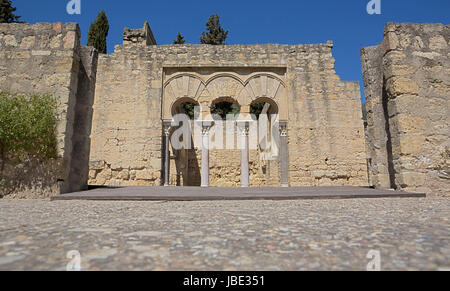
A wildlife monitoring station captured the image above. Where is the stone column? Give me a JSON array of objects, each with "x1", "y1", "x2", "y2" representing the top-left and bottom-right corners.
[
  {"x1": 280, "y1": 122, "x2": 289, "y2": 187},
  {"x1": 201, "y1": 123, "x2": 212, "y2": 187},
  {"x1": 163, "y1": 122, "x2": 171, "y2": 187},
  {"x1": 239, "y1": 122, "x2": 250, "y2": 188}
]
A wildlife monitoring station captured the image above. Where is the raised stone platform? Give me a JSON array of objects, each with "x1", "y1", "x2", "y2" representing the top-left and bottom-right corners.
[{"x1": 51, "y1": 186, "x2": 425, "y2": 201}]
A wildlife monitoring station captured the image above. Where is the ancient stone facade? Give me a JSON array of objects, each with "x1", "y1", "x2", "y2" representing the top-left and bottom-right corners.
[
  {"x1": 7, "y1": 21, "x2": 447, "y2": 195},
  {"x1": 0, "y1": 22, "x2": 98, "y2": 197},
  {"x1": 362, "y1": 23, "x2": 450, "y2": 196},
  {"x1": 88, "y1": 24, "x2": 368, "y2": 188}
]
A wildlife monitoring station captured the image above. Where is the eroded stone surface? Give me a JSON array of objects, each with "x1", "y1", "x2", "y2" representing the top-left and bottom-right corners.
[
  {"x1": 361, "y1": 23, "x2": 450, "y2": 196},
  {"x1": 0, "y1": 23, "x2": 98, "y2": 197},
  {"x1": 0, "y1": 198, "x2": 448, "y2": 271},
  {"x1": 90, "y1": 31, "x2": 367, "y2": 188}
]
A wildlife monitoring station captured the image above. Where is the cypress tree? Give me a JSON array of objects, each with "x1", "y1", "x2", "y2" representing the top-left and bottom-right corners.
[
  {"x1": 173, "y1": 32, "x2": 185, "y2": 44},
  {"x1": 200, "y1": 14, "x2": 229, "y2": 45},
  {"x1": 0, "y1": 0, "x2": 20, "y2": 23},
  {"x1": 87, "y1": 10, "x2": 109, "y2": 54}
]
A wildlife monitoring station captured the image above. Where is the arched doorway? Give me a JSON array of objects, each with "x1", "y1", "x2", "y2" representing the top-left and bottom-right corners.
[
  {"x1": 169, "y1": 98, "x2": 201, "y2": 186},
  {"x1": 250, "y1": 98, "x2": 280, "y2": 186},
  {"x1": 162, "y1": 69, "x2": 289, "y2": 188},
  {"x1": 207, "y1": 98, "x2": 243, "y2": 187}
]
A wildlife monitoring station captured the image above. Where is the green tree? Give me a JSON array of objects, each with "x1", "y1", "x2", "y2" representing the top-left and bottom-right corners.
[
  {"x1": 87, "y1": 10, "x2": 109, "y2": 54},
  {"x1": 250, "y1": 102, "x2": 266, "y2": 120},
  {"x1": 173, "y1": 32, "x2": 186, "y2": 44},
  {"x1": 200, "y1": 14, "x2": 229, "y2": 45},
  {"x1": 180, "y1": 102, "x2": 196, "y2": 120},
  {"x1": 0, "y1": 0, "x2": 20, "y2": 23},
  {"x1": 211, "y1": 101, "x2": 240, "y2": 120}
]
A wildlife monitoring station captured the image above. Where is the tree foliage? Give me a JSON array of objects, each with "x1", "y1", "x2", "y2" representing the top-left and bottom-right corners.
[
  {"x1": 250, "y1": 102, "x2": 267, "y2": 120},
  {"x1": 180, "y1": 102, "x2": 196, "y2": 120},
  {"x1": 173, "y1": 32, "x2": 186, "y2": 44},
  {"x1": 0, "y1": 91, "x2": 58, "y2": 172},
  {"x1": 87, "y1": 10, "x2": 109, "y2": 54},
  {"x1": 211, "y1": 101, "x2": 240, "y2": 120},
  {"x1": 0, "y1": 0, "x2": 20, "y2": 23},
  {"x1": 200, "y1": 14, "x2": 229, "y2": 45}
]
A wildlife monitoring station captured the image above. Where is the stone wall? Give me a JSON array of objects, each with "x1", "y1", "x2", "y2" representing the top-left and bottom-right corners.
[
  {"x1": 0, "y1": 22, "x2": 98, "y2": 197},
  {"x1": 362, "y1": 23, "x2": 450, "y2": 196},
  {"x1": 89, "y1": 31, "x2": 368, "y2": 187}
]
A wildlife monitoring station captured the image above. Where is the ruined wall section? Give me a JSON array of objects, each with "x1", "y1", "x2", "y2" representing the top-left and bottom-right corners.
[
  {"x1": 0, "y1": 22, "x2": 97, "y2": 197},
  {"x1": 90, "y1": 42, "x2": 368, "y2": 187},
  {"x1": 362, "y1": 23, "x2": 450, "y2": 196},
  {"x1": 67, "y1": 46, "x2": 99, "y2": 192},
  {"x1": 290, "y1": 42, "x2": 368, "y2": 186},
  {"x1": 89, "y1": 45, "x2": 163, "y2": 186},
  {"x1": 361, "y1": 44, "x2": 391, "y2": 189}
]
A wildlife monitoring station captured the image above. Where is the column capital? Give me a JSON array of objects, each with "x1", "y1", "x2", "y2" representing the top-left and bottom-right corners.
[
  {"x1": 163, "y1": 120, "x2": 176, "y2": 136},
  {"x1": 238, "y1": 124, "x2": 250, "y2": 136},
  {"x1": 279, "y1": 122, "x2": 288, "y2": 137},
  {"x1": 236, "y1": 120, "x2": 253, "y2": 136},
  {"x1": 163, "y1": 125, "x2": 171, "y2": 137},
  {"x1": 197, "y1": 120, "x2": 214, "y2": 136}
]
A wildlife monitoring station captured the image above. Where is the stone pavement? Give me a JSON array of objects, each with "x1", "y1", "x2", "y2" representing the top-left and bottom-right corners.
[{"x1": 0, "y1": 198, "x2": 448, "y2": 271}]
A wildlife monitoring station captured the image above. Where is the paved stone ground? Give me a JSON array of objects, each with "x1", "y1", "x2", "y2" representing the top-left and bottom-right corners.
[{"x1": 0, "y1": 198, "x2": 448, "y2": 271}]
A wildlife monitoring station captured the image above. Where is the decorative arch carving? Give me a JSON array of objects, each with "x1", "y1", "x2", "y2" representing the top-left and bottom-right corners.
[
  {"x1": 245, "y1": 74, "x2": 285, "y2": 101},
  {"x1": 162, "y1": 70, "x2": 288, "y2": 122},
  {"x1": 205, "y1": 75, "x2": 244, "y2": 102},
  {"x1": 163, "y1": 74, "x2": 205, "y2": 120}
]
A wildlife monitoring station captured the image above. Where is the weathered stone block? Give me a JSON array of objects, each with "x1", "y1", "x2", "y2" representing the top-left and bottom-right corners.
[
  {"x1": 398, "y1": 172, "x2": 426, "y2": 188},
  {"x1": 429, "y1": 35, "x2": 448, "y2": 50},
  {"x1": 362, "y1": 22, "x2": 450, "y2": 196},
  {"x1": 386, "y1": 77, "x2": 420, "y2": 97}
]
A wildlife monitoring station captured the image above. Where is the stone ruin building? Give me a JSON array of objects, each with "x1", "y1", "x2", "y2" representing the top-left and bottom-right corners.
[{"x1": 0, "y1": 21, "x2": 448, "y2": 197}]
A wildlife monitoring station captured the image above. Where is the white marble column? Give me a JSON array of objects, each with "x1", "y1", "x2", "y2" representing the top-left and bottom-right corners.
[
  {"x1": 163, "y1": 122, "x2": 171, "y2": 187},
  {"x1": 239, "y1": 122, "x2": 250, "y2": 188},
  {"x1": 280, "y1": 122, "x2": 289, "y2": 187},
  {"x1": 201, "y1": 124, "x2": 211, "y2": 187}
]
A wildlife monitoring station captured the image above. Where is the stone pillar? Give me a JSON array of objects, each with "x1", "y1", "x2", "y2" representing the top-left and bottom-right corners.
[
  {"x1": 239, "y1": 122, "x2": 250, "y2": 188},
  {"x1": 200, "y1": 123, "x2": 212, "y2": 187},
  {"x1": 163, "y1": 122, "x2": 171, "y2": 187},
  {"x1": 280, "y1": 122, "x2": 289, "y2": 187}
]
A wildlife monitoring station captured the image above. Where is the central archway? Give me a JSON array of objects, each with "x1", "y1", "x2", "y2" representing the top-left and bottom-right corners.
[{"x1": 162, "y1": 68, "x2": 289, "y2": 188}]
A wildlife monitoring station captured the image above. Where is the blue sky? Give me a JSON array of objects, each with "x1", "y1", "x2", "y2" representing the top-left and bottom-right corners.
[{"x1": 13, "y1": 0, "x2": 450, "y2": 103}]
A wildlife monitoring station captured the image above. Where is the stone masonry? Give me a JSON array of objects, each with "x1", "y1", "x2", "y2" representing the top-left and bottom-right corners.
[
  {"x1": 362, "y1": 23, "x2": 450, "y2": 196},
  {"x1": 0, "y1": 22, "x2": 98, "y2": 197},
  {"x1": 3, "y1": 21, "x2": 448, "y2": 196},
  {"x1": 89, "y1": 24, "x2": 368, "y2": 188}
]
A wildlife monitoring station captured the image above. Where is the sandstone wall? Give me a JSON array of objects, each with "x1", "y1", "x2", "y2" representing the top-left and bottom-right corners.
[
  {"x1": 362, "y1": 23, "x2": 450, "y2": 196},
  {"x1": 90, "y1": 38, "x2": 368, "y2": 187},
  {"x1": 0, "y1": 22, "x2": 98, "y2": 197}
]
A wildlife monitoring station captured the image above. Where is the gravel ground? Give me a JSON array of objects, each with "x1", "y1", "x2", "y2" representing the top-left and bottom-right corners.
[{"x1": 0, "y1": 198, "x2": 448, "y2": 271}]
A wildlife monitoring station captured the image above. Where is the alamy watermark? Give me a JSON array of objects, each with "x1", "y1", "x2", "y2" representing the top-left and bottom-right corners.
[
  {"x1": 366, "y1": 250, "x2": 381, "y2": 271},
  {"x1": 66, "y1": 1, "x2": 380, "y2": 17},
  {"x1": 165, "y1": 109, "x2": 283, "y2": 160},
  {"x1": 367, "y1": 0, "x2": 381, "y2": 15},
  {"x1": 66, "y1": 0, "x2": 81, "y2": 15},
  {"x1": 66, "y1": 250, "x2": 81, "y2": 271}
]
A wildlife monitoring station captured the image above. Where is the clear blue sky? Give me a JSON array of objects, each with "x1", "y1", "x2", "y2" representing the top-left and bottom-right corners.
[{"x1": 13, "y1": 0, "x2": 450, "y2": 103}]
